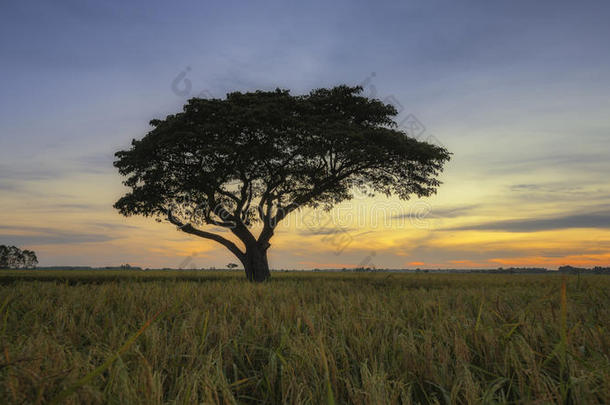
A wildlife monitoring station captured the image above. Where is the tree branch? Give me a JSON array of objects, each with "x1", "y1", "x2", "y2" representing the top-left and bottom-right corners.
[
  {"x1": 267, "y1": 164, "x2": 370, "y2": 228},
  {"x1": 167, "y1": 210, "x2": 245, "y2": 260}
]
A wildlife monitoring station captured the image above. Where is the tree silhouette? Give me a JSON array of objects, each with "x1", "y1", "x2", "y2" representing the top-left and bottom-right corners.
[
  {"x1": 114, "y1": 85, "x2": 450, "y2": 281},
  {"x1": 0, "y1": 245, "x2": 38, "y2": 269}
]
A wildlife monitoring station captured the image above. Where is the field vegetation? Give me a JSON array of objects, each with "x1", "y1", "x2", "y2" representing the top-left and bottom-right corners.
[{"x1": 0, "y1": 270, "x2": 608, "y2": 404}]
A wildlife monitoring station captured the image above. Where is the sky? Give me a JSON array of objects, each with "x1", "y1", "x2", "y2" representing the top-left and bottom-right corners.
[{"x1": 1, "y1": 0, "x2": 610, "y2": 269}]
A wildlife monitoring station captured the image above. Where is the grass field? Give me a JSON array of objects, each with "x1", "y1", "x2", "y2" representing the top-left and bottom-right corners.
[{"x1": 0, "y1": 270, "x2": 608, "y2": 404}]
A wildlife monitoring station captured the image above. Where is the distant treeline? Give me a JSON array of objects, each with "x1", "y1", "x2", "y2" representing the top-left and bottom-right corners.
[
  {"x1": 34, "y1": 264, "x2": 143, "y2": 271},
  {"x1": 557, "y1": 265, "x2": 610, "y2": 274},
  {"x1": 0, "y1": 245, "x2": 38, "y2": 269},
  {"x1": 339, "y1": 266, "x2": 610, "y2": 274},
  {"x1": 14, "y1": 264, "x2": 610, "y2": 274}
]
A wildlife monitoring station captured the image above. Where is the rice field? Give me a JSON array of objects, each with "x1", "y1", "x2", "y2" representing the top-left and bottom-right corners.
[{"x1": 0, "y1": 270, "x2": 608, "y2": 404}]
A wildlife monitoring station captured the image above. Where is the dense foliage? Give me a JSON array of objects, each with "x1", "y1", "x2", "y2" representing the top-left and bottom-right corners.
[
  {"x1": 114, "y1": 86, "x2": 451, "y2": 280},
  {"x1": 1, "y1": 271, "x2": 608, "y2": 404},
  {"x1": 0, "y1": 245, "x2": 37, "y2": 269}
]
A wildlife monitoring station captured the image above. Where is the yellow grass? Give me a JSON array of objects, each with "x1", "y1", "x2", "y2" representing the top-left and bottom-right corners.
[{"x1": 0, "y1": 270, "x2": 609, "y2": 404}]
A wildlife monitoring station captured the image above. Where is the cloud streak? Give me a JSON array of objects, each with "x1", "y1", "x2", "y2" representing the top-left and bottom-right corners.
[
  {"x1": 0, "y1": 224, "x2": 125, "y2": 246},
  {"x1": 445, "y1": 211, "x2": 610, "y2": 232},
  {"x1": 298, "y1": 227, "x2": 353, "y2": 236},
  {"x1": 390, "y1": 204, "x2": 482, "y2": 222},
  {"x1": 0, "y1": 232, "x2": 116, "y2": 246}
]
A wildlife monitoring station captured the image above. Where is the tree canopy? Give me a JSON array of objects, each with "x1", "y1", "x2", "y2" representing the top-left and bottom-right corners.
[
  {"x1": 114, "y1": 85, "x2": 451, "y2": 281},
  {"x1": 0, "y1": 245, "x2": 38, "y2": 269}
]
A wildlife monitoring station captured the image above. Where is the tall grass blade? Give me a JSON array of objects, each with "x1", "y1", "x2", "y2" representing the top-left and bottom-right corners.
[
  {"x1": 49, "y1": 308, "x2": 166, "y2": 405},
  {"x1": 559, "y1": 277, "x2": 569, "y2": 403}
]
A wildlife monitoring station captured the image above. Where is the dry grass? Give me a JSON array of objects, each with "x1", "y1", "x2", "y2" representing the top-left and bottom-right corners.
[{"x1": 0, "y1": 270, "x2": 608, "y2": 404}]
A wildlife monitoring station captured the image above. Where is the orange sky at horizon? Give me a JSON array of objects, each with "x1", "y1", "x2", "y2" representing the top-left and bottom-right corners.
[{"x1": 1, "y1": 157, "x2": 609, "y2": 270}]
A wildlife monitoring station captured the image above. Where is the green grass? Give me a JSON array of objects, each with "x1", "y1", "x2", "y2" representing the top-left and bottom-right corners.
[{"x1": 0, "y1": 270, "x2": 608, "y2": 404}]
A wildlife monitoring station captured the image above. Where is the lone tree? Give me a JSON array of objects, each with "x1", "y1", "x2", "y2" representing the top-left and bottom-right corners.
[{"x1": 114, "y1": 85, "x2": 450, "y2": 281}]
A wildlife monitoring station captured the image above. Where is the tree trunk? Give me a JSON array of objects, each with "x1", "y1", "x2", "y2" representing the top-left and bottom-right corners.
[{"x1": 241, "y1": 243, "x2": 271, "y2": 282}]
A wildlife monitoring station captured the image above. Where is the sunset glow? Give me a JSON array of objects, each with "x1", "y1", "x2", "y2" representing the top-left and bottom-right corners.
[{"x1": 1, "y1": 1, "x2": 609, "y2": 270}]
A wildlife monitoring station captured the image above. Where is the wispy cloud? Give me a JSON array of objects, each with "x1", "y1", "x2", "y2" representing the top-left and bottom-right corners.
[
  {"x1": 0, "y1": 164, "x2": 61, "y2": 181},
  {"x1": 0, "y1": 224, "x2": 125, "y2": 246},
  {"x1": 445, "y1": 210, "x2": 610, "y2": 232},
  {"x1": 0, "y1": 233, "x2": 116, "y2": 246},
  {"x1": 391, "y1": 204, "x2": 481, "y2": 220},
  {"x1": 507, "y1": 183, "x2": 610, "y2": 200},
  {"x1": 298, "y1": 227, "x2": 353, "y2": 236},
  {"x1": 70, "y1": 152, "x2": 116, "y2": 174},
  {"x1": 0, "y1": 181, "x2": 22, "y2": 192},
  {"x1": 484, "y1": 152, "x2": 610, "y2": 176}
]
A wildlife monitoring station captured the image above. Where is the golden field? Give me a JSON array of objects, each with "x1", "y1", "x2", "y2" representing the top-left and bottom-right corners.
[{"x1": 0, "y1": 270, "x2": 608, "y2": 404}]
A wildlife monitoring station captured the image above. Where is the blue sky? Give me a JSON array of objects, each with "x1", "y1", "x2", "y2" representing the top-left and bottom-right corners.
[{"x1": 1, "y1": 0, "x2": 609, "y2": 268}]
